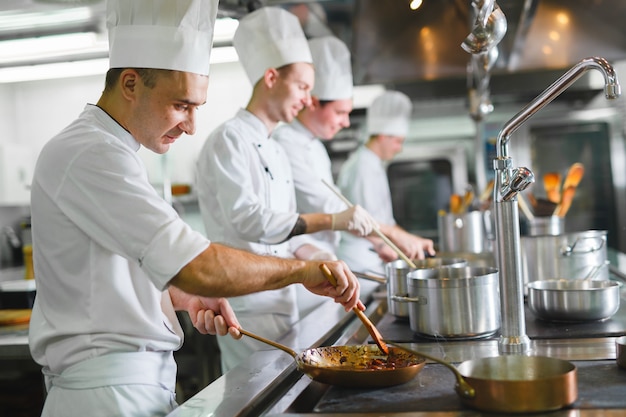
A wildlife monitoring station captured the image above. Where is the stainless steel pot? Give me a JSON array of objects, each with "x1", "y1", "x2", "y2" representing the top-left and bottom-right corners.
[
  {"x1": 521, "y1": 230, "x2": 608, "y2": 288},
  {"x1": 385, "y1": 258, "x2": 467, "y2": 319},
  {"x1": 393, "y1": 266, "x2": 500, "y2": 339},
  {"x1": 527, "y1": 279, "x2": 621, "y2": 321}
]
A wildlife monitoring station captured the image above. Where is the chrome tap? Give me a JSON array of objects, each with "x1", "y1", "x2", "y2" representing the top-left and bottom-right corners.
[{"x1": 493, "y1": 57, "x2": 621, "y2": 354}]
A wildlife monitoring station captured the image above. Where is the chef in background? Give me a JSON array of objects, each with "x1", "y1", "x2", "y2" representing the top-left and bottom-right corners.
[
  {"x1": 195, "y1": 7, "x2": 376, "y2": 373},
  {"x1": 28, "y1": 1, "x2": 362, "y2": 416},
  {"x1": 273, "y1": 36, "x2": 380, "y2": 296},
  {"x1": 337, "y1": 91, "x2": 436, "y2": 275}
]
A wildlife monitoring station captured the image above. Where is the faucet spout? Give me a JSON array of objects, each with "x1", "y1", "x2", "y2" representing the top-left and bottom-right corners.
[
  {"x1": 497, "y1": 57, "x2": 621, "y2": 159},
  {"x1": 492, "y1": 56, "x2": 620, "y2": 355}
]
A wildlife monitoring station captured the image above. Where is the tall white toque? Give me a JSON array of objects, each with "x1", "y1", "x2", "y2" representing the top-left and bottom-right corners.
[
  {"x1": 106, "y1": 0, "x2": 219, "y2": 76},
  {"x1": 309, "y1": 36, "x2": 353, "y2": 101},
  {"x1": 233, "y1": 7, "x2": 312, "y2": 85},
  {"x1": 367, "y1": 91, "x2": 413, "y2": 137}
]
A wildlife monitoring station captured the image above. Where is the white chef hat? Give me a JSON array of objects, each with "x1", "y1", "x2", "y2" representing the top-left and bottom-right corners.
[
  {"x1": 366, "y1": 91, "x2": 413, "y2": 137},
  {"x1": 308, "y1": 36, "x2": 353, "y2": 101},
  {"x1": 233, "y1": 7, "x2": 312, "y2": 85},
  {"x1": 107, "y1": 0, "x2": 218, "y2": 76}
]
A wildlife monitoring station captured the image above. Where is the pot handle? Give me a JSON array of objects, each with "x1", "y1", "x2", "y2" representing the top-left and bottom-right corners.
[
  {"x1": 560, "y1": 236, "x2": 605, "y2": 256},
  {"x1": 387, "y1": 341, "x2": 476, "y2": 399},
  {"x1": 390, "y1": 294, "x2": 427, "y2": 305}
]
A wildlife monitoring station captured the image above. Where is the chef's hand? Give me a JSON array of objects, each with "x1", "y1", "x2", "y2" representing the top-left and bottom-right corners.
[
  {"x1": 188, "y1": 297, "x2": 242, "y2": 340},
  {"x1": 332, "y1": 205, "x2": 378, "y2": 236},
  {"x1": 389, "y1": 228, "x2": 436, "y2": 260},
  {"x1": 301, "y1": 260, "x2": 363, "y2": 312},
  {"x1": 169, "y1": 286, "x2": 242, "y2": 339},
  {"x1": 294, "y1": 243, "x2": 338, "y2": 261}
]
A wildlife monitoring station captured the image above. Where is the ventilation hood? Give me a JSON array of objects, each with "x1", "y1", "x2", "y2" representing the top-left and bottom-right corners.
[{"x1": 2, "y1": 0, "x2": 625, "y2": 100}]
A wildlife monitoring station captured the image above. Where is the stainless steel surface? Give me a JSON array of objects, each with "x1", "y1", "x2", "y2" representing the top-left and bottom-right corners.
[
  {"x1": 493, "y1": 56, "x2": 621, "y2": 354},
  {"x1": 617, "y1": 336, "x2": 626, "y2": 369},
  {"x1": 437, "y1": 211, "x2": 492, "y2": 253}
]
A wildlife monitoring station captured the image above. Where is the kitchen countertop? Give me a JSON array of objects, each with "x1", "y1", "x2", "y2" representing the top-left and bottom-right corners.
[{"x1": 167, "y1": 249, "x2": 626, "y2": 417}]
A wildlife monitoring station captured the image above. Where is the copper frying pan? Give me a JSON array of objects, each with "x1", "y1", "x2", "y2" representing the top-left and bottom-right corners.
[
  {"x1": 389, "y1": 342, "x2": 577, "y2": 413},
  {"x1": 239, "y1": 329, "x2": 425, "y2": 388}
]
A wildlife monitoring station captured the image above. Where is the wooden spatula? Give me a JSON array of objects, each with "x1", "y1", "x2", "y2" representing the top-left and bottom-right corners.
[
  {"x1": 562, "y1": 162, "x2": 585, "y2": 189},
  {"x1": 554, "y1": 185, "x2": 577, "y2": 217},
  {"x1": 319, "y1": 264, "x2": 389, "y2": 355},
  {"x1": 543, "y1": 172, "x2": 562, "y2": 204}
]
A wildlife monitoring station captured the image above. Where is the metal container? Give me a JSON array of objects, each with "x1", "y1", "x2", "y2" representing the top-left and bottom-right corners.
[
  {"x1": 521, "y1": 230, "x2": 608, "y2": 287},
  {"x1": 385, "y1": 258, "x2": 467, "y2": 319},
  {"x1": 399, "y1": 266, "x2": 500, "y2": 339},
  {"x1": 526, "y1": 215, "x2": 565, "y2": 236},
  {"x1": 437, "y1": 210, "x2": 494, "y2": 254},
  {"x1": 527, "y1": 279, "x2": 621, "y2": 322}
]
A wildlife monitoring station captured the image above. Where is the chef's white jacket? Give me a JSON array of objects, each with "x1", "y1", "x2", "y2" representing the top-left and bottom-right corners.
[
  {"x1": 337, "y1": 146, "x2": 396, "y2": 275},
  {"x1": 29, "y1": 105, "x2": 209, "y2": 413},
  {"x1": 273, "y1": 119, "x2": 345, "y2": 254},
  {"x1": 196, "y1": 109, "x2": 317, "y2": 371}
]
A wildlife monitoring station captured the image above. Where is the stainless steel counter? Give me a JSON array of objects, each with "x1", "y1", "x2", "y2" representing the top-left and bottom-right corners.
[{"x1": 168, "y1": 250, "x2": 626, "y2": 417}]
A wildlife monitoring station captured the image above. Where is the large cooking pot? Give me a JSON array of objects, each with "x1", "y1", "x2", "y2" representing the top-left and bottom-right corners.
[
  {"x1": 392, "y1": 266, "x2": 500, "y2": 339},
  {"x1": 385, "y1": 258, "x2": 467, "y2": 319},
  {"x1": 389, "y1": 342, "x2": 577, "y2": 413},
  {"x1": 527, "y1": 279, "x2": 621, "y2": 321},
  {"x1": 521, "y1": 230, "x2": 608, "y2": 287},
  {"x1": 437, "y1": 210, "x2": 494, "y2": 253},
  {"x1": 239, "y1": 329, "x2": 425, "y2": 388}
]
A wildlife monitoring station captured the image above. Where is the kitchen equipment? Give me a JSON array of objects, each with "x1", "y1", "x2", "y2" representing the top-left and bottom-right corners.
[
  {"x1": 320, "y1": 264, "x2": 389, "y2": 354},
  {"x1": 393, "y1": 266, "x2": 500, "y2": 339},
  {"x1": 322, "y1": 179, "x2": 417, "y2": 268},
  {"x1": 437, "y1": 210, "x2": 492, "y2": 253},
  {"x1": 526, "y1": 215, "x2": 564, "y2": 236},
  {"x1": 521, "y1": 229, "x2": 608, "y2": 287},
  {"x1": 385, "y1": 257, "x2": 467, "y2": 319},
  {"x1": 238, "y1": 329, "x2": 425, "y2": 388},
  {"x1": 617, "y1": 336, "x2": 626, "y2": 369},
  {"x1": 543, "y1": 172, "x2": 562, "y2": 203},
  {"x1": 461, "y1": 4, "x2": 507, "y2": 54},
  {"x1": 0, "y1": 279, "x2": 36, "y2": 309},
  {"x1": 388, "y1": 343, "x2": 577, "y2": 413},
  {"x1": 527, "y1": 262, "x2": 620, "y2": 321}
]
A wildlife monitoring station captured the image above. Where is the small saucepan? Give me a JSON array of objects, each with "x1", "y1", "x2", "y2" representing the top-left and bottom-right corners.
[
  {"x1": 239, "y1": 329, "x2": 425, "y2": 388},
  {"x1": 389, "y1": 342, "x2": 578, "y2": 413},
  {"x1": 527, "y1": 262, "x2": 621, "y2": 322}
]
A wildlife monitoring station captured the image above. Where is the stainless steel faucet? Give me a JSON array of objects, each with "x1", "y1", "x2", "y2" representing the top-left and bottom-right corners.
[{"x1": 493, "y1": 56, "x2": 621, "y2": 354}]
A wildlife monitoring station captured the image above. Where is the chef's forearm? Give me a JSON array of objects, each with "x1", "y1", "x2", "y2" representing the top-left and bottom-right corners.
[{"x1": 170, "y1": 242, "x2": 307, "y2": 297}]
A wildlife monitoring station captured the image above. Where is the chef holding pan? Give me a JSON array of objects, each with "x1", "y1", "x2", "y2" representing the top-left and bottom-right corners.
[
  {"x1": 195, "y1": 7, "x2": 376, "y2": 373},
  {"x1": 273, "y1": 36, "x2": 380, "y2": 294},
  {"x1": 337, "y1": 91, "x2": 436, "y2": 275},
  {"x1": 28, "y1": 1, "x2": 362, "y2": 416}
]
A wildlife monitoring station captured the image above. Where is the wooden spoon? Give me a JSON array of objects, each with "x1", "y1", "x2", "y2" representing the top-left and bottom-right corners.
[
  {"x1": 319, "y1": 264, "x2": 389, "y2": 355},
  {"x1": 543, "y1": 172, "x2": 562, "y2": 204},
  {"x1": 563, "y1": 162, "x2": 585, "y2": 189},
  {"x1": 554, "y1": 185, "x2": 576, "y2": 217}
]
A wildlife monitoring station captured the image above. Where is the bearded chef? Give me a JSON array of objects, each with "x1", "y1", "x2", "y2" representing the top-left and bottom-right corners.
[
  {"x1": 28, "y1": 1, "x2": 364, "y2": 415},
  {"x1": 337, "y1": 91, "x2": 436, "y2": 275},
  {"x1": 195, "y1": 7, "x2": 376, "y2": 373}
]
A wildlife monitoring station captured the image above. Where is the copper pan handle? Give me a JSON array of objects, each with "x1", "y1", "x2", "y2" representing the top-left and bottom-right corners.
[{"x1": 238, "y1": 328, "x2": 298, "y2": 358}]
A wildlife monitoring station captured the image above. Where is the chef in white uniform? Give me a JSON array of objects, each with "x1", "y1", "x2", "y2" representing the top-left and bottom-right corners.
[
  {"x1": 337, "y1": 91, "x2": 436, "y2": 275},
  {"x1": 29, "y1": 2, "x2": 363, "y2": 416},
  {"x1": 195, "y1": 8, "x2": 376, "y2": 373},
  {"x1": 273, "y1": 36, "x2": 380, "y2": 296}
]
